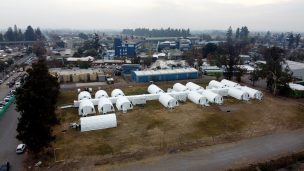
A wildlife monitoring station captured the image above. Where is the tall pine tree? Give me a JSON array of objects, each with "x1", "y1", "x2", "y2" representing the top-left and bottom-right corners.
[{"x1": 16, "y1": 59, "x2": 59, "y2": 153}]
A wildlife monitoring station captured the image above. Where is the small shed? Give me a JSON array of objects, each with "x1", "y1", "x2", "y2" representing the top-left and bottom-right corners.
[
  {"x1": 220, "y1": 79, "x2": 240, "y2": 87},
  {"x1": 228, "y1": 88, "x2": 250, "y2": 101},
  {"x1": 159, "y1": 94, "x2": 178, "y2": 109},
  {"x1": 148, "y1": 84, "x2": 164, "y2": 94},
  {"x1": 78, "y1": 91, "x2": 92, "y2": 101},
  {"x1": 186, "y1": 82, "x2": 202, "y2": 91},
  {"x1": 79, "y1": 99, "x2": 95, "y2": 116},
  {"x1": 173, "y1": 83, "x2": 189, "y2": 92},
  {"x1": 116, "y1": 96, "x2": 133, "y2": 112},
  {"x1": 111, "y1": 89, "x2": 125, "y2": 97},
  {"x1": 240, "y1": 86, "x2": 263, "y2": 100},
  {"x1": 188, "y1": 91, "x2": 208, "y2": 106},
  {"x1": 98, "y1": 97, "x2": 115, "y2": 114},
  {"x1": 201, "y1": 90, "x2": 223, "y2": 104},
  {"x1": 80, "y1": 114, "x2": 117, "y2": 132},
  {"x1": 95, "y1": 90, "x2": 109, "y2": 99},
  {"x1": 209, "y1": 80, "x2": 226, "y2": 89}
]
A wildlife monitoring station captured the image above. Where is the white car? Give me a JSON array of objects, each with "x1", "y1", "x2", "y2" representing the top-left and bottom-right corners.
[{"x1": 16, "y1": 144, "x2": 26, "y2": 154}]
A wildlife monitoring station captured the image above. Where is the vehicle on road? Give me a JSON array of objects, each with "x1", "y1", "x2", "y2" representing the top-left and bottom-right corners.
[
  {"x1": 0, "y1": 80, "x2": 3, "y2": 84},
  {"x1": 16, "y1": 144, "x2": 26, "y2": 154},
  {"x1": 0, "y1": 101, "x2": 5, "y2": 105},
  {"x1": 0, "y1": 162, "x2": 10, "y2": 171}
]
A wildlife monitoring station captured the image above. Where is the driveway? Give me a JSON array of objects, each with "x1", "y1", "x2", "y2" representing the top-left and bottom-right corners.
[{"x1": 112, "y1": 129, "x2": 304, "y2": 171}]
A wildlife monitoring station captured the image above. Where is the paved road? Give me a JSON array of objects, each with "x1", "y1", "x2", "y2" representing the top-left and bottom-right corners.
[
  {"x1": 0, "y1": 73, "x2": 25, "y2": 170},
  {"x1": 0, "y1": 104, "x2": 24, "y2": 170},
  {"x1": 113, "y1": 129, "x2": 304, "y2": 171}
]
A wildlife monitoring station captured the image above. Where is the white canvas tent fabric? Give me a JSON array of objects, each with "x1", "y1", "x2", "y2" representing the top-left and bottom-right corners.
[
  {"x1": 95, "y1": 90, "x2": 109, "y2": 99},
  {"x1": 188, "y1": 91, "x2": 208, "y2": 105},
  {"x1": 201, "y1": 90, "x2": 223, "y2": 104},
  {"x1": 159, "y1": 94, "x2": 178, "y2": 109},
  {"x1": 148, "y1": 84, "x2": 164, "y2": 94},
  {"x1": 116, "y1": 96, "x2": 133, "y2": 111},
  {"x1": 80, "y1": 114, "x2": 117, "y2": 132},
  {"x1": 289, "y1": 83, "x2": 304, "y2": 91},
  {"x1": 228, "y1": 88, "x2": 250, "y2": 101},
  {"x1": 209, "y1": 80, "x2": 226, "y2": 89},
  {"x1": 111, "y1": 89, "x2": 125, "y2": 97},
  {"x1": 186, "y1": 82, "x2": 202, "y2": 91},
  {"x1": 173, "y1": 83, "x2": 189, "y2": 92},
  {"x1": 79, "y1": 99, "x2": 95, "y2": 116},
  {"x1": 78, "y1": 91, "x2": 92, "y2": 101},
  {"x1": 220, "y1": 79, "x2": 240, "y2": 87},
  {"x1": 240, "y1": 86, "x2": 263, "y2": 100},
  {"x1": 98, "y1": 97, "x2": 115, "y2": 114}
]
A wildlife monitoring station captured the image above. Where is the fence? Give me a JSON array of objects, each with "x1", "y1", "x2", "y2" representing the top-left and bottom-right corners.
[{"x1": 0, "y1": 96, "x2": 16, "y2": 118}]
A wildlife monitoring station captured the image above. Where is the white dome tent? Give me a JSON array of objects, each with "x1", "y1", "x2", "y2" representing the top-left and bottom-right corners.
[
  {"x1": 159, "y1": 94, "x2": 178, "y2": 109},
  {"x1": 78, "y1": 91, "x2": 92, "y2": 101},
  {"x1": 95, "y1": 90, "x2": 109, "y2": 99},
  {"x1": 173, "y1": 83, "x2": 189, "y2": 92},
  {"x1": 228, "y1": 88, "x2": 250, "y2": 101},
  {"x1": 208, "y1": 80, "x2": 227, "y2": 89},
  {"x1": 148, "y1": 84, "x2": 164, "y2": 94},
  {"x1": 240, "y1": 86, "x2": 263, "y2": 100},
  {"x1": 98, "y1": 97, "x2": 115, "y2": 114},
  {"x1": 186, "y1": 82, "x2": 203, "y2": 91},
  {"x1": 201, "y1": 90, "x2": 223, "y2": 104},
  {"x1": 78, "y1": 99, "x2": 96, "y2": 116},
  {"x1": 220, "y1": 79, "x2": 240, "y2": 87},
  {"x1": 188, "y1": 91, "x2": 208, "y2": 106},
  {"x1": 80, "y1": 114, "x2": 117, "y2": 132},
  {"x1": 116, "y1": 96, "x2": 133, "y2": 112},
  {"x1": 111, "y1": 89, "x2": 125, "y2": 97}
]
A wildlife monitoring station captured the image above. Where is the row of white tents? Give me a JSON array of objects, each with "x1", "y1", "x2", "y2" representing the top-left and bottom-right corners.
[{"x1": 74, "y1": 79, "x2": 263, "y2": 132}]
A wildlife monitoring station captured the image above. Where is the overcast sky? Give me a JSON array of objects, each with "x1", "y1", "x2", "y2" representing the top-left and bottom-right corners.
[{"x1": 1, "y1": 0, "x2": 303, "y2": 32}]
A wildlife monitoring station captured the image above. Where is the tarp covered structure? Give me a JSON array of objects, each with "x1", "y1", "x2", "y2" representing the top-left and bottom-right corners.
[{"x1": 80, "y1": 114, "x2": 117, "y2": 132}]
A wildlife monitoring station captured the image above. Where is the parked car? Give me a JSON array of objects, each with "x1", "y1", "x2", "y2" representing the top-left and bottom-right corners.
[
  {"x1": 0, "y1": 80, "x2": 3, "y2": 84},
  {"x1": 0, "y1": 161, "x2": 10, "y2": 171},
  {"x1": 4, "y1": 96, "x2": 11, "y2": 102},
  {"x1": 0, "y1": 101, "x2": 5, "y2": 105},
  {"x1": 16, "y1": 144, "x2": 26, "y2": 154}
]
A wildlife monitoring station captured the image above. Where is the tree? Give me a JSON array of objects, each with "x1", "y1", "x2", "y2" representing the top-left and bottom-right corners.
[
  {"x1": 16, "y1": 59, "x2": 59, "y2": 153},
  {"x1": 35, "y1": 28, "x2": 44, "y2": 41},
  {"x1": 226, "y1": 26, "x2": 233, "y2": 44},
  {"x1": 295, "y1": 34, "x2": 301, "y2": 48},
  {"x1": 24, "y1": 26, "x2": 36, "y2": 41},
  {"x1": 32, "y1": 41, "x2": 47, "y2": 57},
  {"x1": 202, "y1": 43, "x2": 217, "y2": 58},
  {"x1": 0, "y1": 33, "x2": 3, "y2": 42},
  {"x1": 260, "y1": 47, "x2": 293, "y2": 95},
  {"x1": 4, "y1": 27, "x2": 14, "y2": 41},
  {"x1": 78, "y1": 33, "x2": 88, "y2": 40},
  {"x1": 235, "y1": 28, "x2": 240, "y2": 40},
  {"x1": 287, "y1": 32, "x2": 295, "y2": 49}
]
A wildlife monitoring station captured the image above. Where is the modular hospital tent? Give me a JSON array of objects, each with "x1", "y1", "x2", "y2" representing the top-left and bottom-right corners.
[
  {"x1": 78, "y1": 99, "x2": 95, "y2": 116},
  {"x1": 228, "y1": 88, "x2": 250, "y2": 101},
  {"x1": 148, "y1": 84, "x2": 164, "y2": 94},
  {"x1": 116, "y1": 96, "x2": 133, "y2": 112},
  {"x1": 111, "y1": 89, "x2": 125, "y2": 97},
  {"x1": 220, "y1": 79, "x2": 240, "y2": 87},
  {"x1": 78, "y1": 91, "x2": 92, "y2": 101},
  {"x1": 201, "y1": 90, "x2": 223, "y2": 104},
  {"x1": 80, "y1": 114, "x2": 117, "y2": 132},
  {"x1": 95, "y1": 90, "x2": 109, "y2": 99},
  {"x1": 173, "y1": 83, "x2": 189, "y2": 92},
  {"x1": 186, "y1": 82, "x2": 203, "y2": 91},
  {"x1": 98, "y1": 97, "x2": 115, "y2": 114},
  {"x1": 240, "y1": 86, "x2": 263, "y2": 100},
  {"x1": 159, "y1": 94, "x2": 178, "y2": 109},
  {"x1": 188, "y1": 91, "x2": 208, "y2": 106},
  {"x1": 209, "y1": 80, "x2": 227, "y2": 89}
]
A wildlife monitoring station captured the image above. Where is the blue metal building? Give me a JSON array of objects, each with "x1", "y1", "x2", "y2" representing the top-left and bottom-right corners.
[
  {"x1": 131, "y1": 68, "x2": 198, "y2": 83},
  {"x1": 113, "y1": 37, "x2": 140, "y2": 57},
  {"x1": 121, "y1": 64, "x2": 141, "y2": 75}
]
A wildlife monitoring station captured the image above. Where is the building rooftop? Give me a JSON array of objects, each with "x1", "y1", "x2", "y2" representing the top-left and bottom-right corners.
[{"x1": 133, "y1": 68, "x2": 198, "y2": 76}]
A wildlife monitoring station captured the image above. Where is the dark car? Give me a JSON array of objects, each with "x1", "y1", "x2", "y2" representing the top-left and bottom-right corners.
[{"x1": 0, "y1": 162, "x2": 10, "y2": 171}]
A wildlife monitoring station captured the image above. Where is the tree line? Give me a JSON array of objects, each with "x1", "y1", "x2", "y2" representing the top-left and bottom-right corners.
[
  {"x1": 122, "y1": 28, "x2": 191, "y2": 37},
  {"x1": 0, "y1": 25, "x2": 44, "y2": 42}
]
